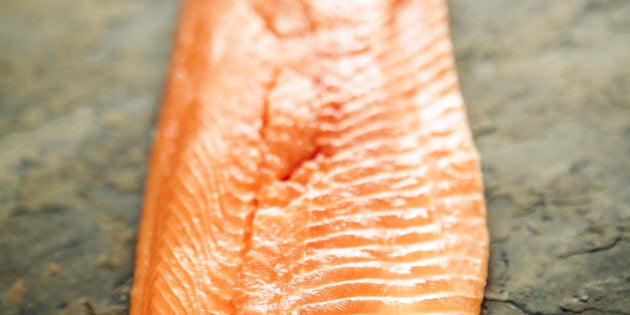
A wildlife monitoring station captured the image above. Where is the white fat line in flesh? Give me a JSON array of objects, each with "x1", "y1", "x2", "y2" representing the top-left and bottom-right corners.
[
  {"x1": 308, "y1": 213, "x2": 483, "y2": 233},
  {"x1": 155, "y1": 261, "x2": 232, "y2": 310},
  {"x1": 293, "y1": 292, "x2": 481, "y2": 311},
  {"x1": 353, "y1": 20, "x2": 445, "y2": 76},
  {"x1": 420, "y1": 119, "x2": 470, "y2": 141},
  {"x1": 167, "y1": 227, "x2": 241, "y2": 278},
  {"x1": 396, "y1": 0, "x2": 448, "y2": 30},
  {"x1": 325, "y1": 121, "x2": 416, "y2": 149},
  {"x1": 294, "y1": 276, "x2": 484, "y2": 296},
  {"x1": 159, "y1": 239, "x2": 235, "y2": 291},
  {"x1": 438, "y1": 193, "x2": 484, "y2": 209},
  {"x1": 308, "y1": 207, "x2": 432, "y2": 227},
  {"x1": 336, "y1": 130, "x2": 464, "y2": 163},
  {"x1": 154, "y1": 283, "x2": 183, "y2": 313},
  {"x1": 331, "y1": 110, "x2": 424, "y2": 146},
  {"x1": 306, "y1": 184, "x2": 433, "y2": 203},
  {"x1": 322, "y1": 144, "x2": 427, "y2": 169},
  {"x1": 324, "y1": 154, "x2": 430, "y2": 178},
  {"x1": 413, "y1": 43, "x2": 453, "y2": 81},
  {"x1": 321, "y1": 28, "x2": 448, "y2": 112},
  {"x1": 418, "y1": 113, "x2": 468, "y2": 140},
  {"x1": 432, "y1": 161, "x2": 480, "y2": 179},
  {"x1": 303, "y1": 223, "x2": 442, "y2": 245},
  {"x1": 433, "y1": 181, "x2": 479, "y2": 196},
  {"x1": 332, "y1": 61, "x2": 453, "y2": 122},
  {"x1": 170, "y1": 195, "x2": 207, "y2": 239},
  {"x1": 323, "y1": 132, "x2": 425, "y2": 160},
  {"x1": 333, "y1": 101, "x2": 419, "y2": 133},
  {"x1": 305, "y1": 192, "x2": 482, "y2": 218},
  {"x1": 299, "y1": 242, "x2": 446, "y2": 265},
  {"x1": 324, "y1": 167, "x2": 430, "y2": 189},
  {"x1": 418, "y1": 122, "x2": 467, "y2": 146},
  {"x1": 316, "y1": 63, "x2": 453, "y2": 135},
  {"x1": 416, "y1": 92, "x2": 460, "y2": 121},
  {"x1": 297, "y1": 253, "x2": 485, "y2": 270},
  {"x1": 433, "y1": 175, "x2": 479, "y2": 189},
  {"x1": 439, "y1": 216, "x2": 486, "y2": 227}
]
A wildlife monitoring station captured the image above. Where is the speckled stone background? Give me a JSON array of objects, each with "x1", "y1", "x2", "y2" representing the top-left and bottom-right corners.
[{"x1": 1, "y1": 0, "x2": 628, "y2": 314}]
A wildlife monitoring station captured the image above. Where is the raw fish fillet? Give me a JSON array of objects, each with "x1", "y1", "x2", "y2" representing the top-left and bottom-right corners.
[{"x1": 131, "y1": 0, "x2": 488, "y2": 313}]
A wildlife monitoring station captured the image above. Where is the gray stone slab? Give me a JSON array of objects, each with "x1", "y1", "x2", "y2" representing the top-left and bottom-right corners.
[
  {"x1": 450, "y1": 1, "x2": 630, "y2": 314},
  {"x1": 0, "y1": 0, "x2": 628, "y2": 314},
  {"x1": 0, "y1": 0, "x2": 179, "y2": 313}
]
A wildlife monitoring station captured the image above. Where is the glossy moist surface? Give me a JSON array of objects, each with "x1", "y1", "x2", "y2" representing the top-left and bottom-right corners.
[{"x1": 131, "y1": 0, "x2": 488, "y2": 314}]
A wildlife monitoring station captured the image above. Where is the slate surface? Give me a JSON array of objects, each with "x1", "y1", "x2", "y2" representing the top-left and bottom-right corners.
[{"x1": 1, "y1": 0, "x2": 628, "y2": 314}]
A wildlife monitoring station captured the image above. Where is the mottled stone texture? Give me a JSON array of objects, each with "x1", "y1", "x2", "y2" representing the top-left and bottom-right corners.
[
  {"x1": 450, "y1": 1, "x2": 630, "y2": 314},
  {"x1": 0, "y1": 0, "x2": 628, "y2": 314},
  {"x1": 0, "y1": 1, "x2": 179, "y2": 314}
]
